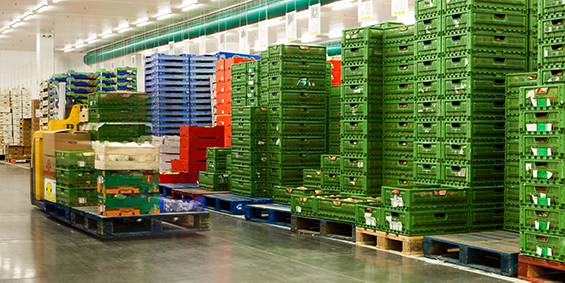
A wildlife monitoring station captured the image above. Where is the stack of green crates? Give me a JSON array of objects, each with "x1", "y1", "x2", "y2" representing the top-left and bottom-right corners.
[
  {"x1": 88, "y1": 92, "x2": 148, "y2": 141},
  {"x1": 233, "y1": 61, "x2": 261, "y2": 106},
  {"x1": 264, "y1": 44, "x2": 328, "y2": 193},
  {"x1": 97, "y1": 170, "x2": 160, "y2": 216},
  {"x1": 383, "y1": 24, "x2": 416, "y2": 188},
  {"x1": 199, "y1": 147, "x2": 231, "y2": 191},
  {"x1": 327, "y1": 86, "x2": 341, "y2": 154},
  {"x1": 340, "y1": 26, "x2": 385, "y2": 195},
  {"x1": 504, "y1": 72, "x2": 538, "y2": 232},
  {"x1": 55, "y1": 150, "x2": 97, "y2": 206},
  {"x1": 230, "y1": 105, "x2": 269, "y2": 197},
  {"x1": 528, "y1": 0, "x2": 538, "y2": 71},
  {"x1": 321, "y1": 154, "x2": 340, "y2": 192}
]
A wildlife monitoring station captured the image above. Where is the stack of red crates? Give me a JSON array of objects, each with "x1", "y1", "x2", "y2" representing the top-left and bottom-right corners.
[
  {"x1": 328, "y1": 59, "x2": 342, "y2": 86},
  {"x1": 170, "y1": 125, "x2": 224, "y2": 182},
  {"x1": 215, "y1": 57, "x2": 255, "y2": 147}
]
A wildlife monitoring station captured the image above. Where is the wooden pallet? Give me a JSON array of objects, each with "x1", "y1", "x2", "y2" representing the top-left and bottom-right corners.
[
  {"x1": 356, "y1": 227, "x2": 424, "y2": 255},
  {"x1": 159, "y1": 183, "x2": 199, "y2": 198},
  {"x1": 43, "y1": 200, "x2": 210, "y2": 238},
  {"x1": 203, "y1": 194, "x2": 273, "y2": 215},
  {"x1": 291, "y1": 215, "x2": 356, "y2": 242},
  {"x1": 423, "y1": 231, "x2": 520, "y2": 277},
  {"x1": 518, "y1": 254, "x2": 565, "y2": 282},
  {"x1": 244, "y1": 203, "x2": 291, "y2": 227}
]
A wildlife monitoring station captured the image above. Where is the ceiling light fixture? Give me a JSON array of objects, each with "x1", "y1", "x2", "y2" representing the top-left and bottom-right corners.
[
  {"x1": 136, "y1": 18, "x2": 150, "y2": 27},
  {"x1": 2, "y1": 29, "x2": 11, "y2": 34},
  {"x1": 101, "y1": 30, "x2": 113, "y2": 39},
  {"x1": 74, "y1": 43, "x2": 86, "y2": 49},
  {"x1": 53, "y1": 0, "x2": 62, "y2": 2},
  {"x1": 11, "y1": 21, "x2": 23, "y2": 28},
  {"x1": 332, "y1": 2, "x2": 356, "y2": 10},
  {"x1": 325, "y1": 0, "x2": 353, "y2": 8},
  {"x1": 23, "y1": 13, "x2": 34, "y2": 21},
  {"x1": 117, "y1": 26, "x2": 131, "y2": 33},
  {"x1": 63, "y1": 48, "x2": 73, "y2": 53},
  {"x1": 87, "y1": 38, "x2": 98, "y2": 44},
  {"x1": 157, "y1": 13, "x2": 172, "y2": 21},
  {"x1": 36, "y1": 5, "x2": 49, "y2": 13}
]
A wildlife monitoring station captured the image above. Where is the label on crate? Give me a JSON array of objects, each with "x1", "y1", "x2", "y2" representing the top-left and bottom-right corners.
[
  {"x1": 533, "y1": 170, "x2": 553, "y2": 180},
  {"x1": 78, "y1": 197, "x2": 87, "y2": 204},
  {"x1": 526, "y1": 124, "x2": 552, "y2": 132},
  {"x1": 537, "y1": 246, "x2": 553, "y2": 257},
  {"x1": 78, "y1": 161, "x2": 86, "y2": 167},
  {"x1": 364, "y1": 213, "x2": 377, "y2": 226},
  {"x1": 296, "y1": 206, "x2": 302, "y2": 213},
  {"x1": 386, "y1": 216, "x2": 403, "y2": 231},
  {"x1": 391, "y1": 196, "x2": 404, "y2": 207},
  {"x1": 457, "y1": 168, "x2": 467, "y2": 177},
  {"x1": 531, "y1": 147, "x2": 552, "y2": 157},
  {"x1": 535, "y1": 220, "x2": 550, "y2": 230},
  {"x1": 98, "y1": 176, "x2": 104, "y2": 184},
  {"x1": 358, "y1": 162, "x2": 364, "y2": 168}
]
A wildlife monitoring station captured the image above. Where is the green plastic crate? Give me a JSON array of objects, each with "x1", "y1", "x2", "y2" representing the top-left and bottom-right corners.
[
  {"x1": 520, "y1": 110, "x2": 565, "y2": 134},
  {"x1": 415, "y1": 14, "x2": 442, "y2": 36},
  {"x1": 56, "y1": 168, "x2": 96, "y2": 187},
  {"x1": 340, "y1": 135, "x2": 383, "y2": 155},
  {"x1": 291, "y1": 193, "x2": 321, "y2": 216},
  {"x1": 538, "y1": 67, "x2": 565, "y2": 85},
  {"x1": 445, "y1": 0, "x2": 527, "y2": 10},
  {"x1": 267, "y1": 151, "x2": 322, "y2": 165},
  {"x1": 98, "y1": 192, "x2": 159, "y2": 216},
  {"x1": 340, "y1": 173, "x2": 382, "y2": 195},
  {"x1": 505, "y1": 139, "x2": 520, "y2": 160},
  {"x1": 414, "y1": 161, "x2": 442, "y2": 183},
  {"x1": 443, "y1": 7, "x2": 527, "y2": 32},
  {"x1": 468, "y1": 206, "x2": 505, "y2": 231},
  {"x1": 383, "y1": 25, "x2": 415, "y2": 42},
  {"x1": 520, "y1": 134, "x2": 565, "y2": 159},
  {"x1": 505, "y1": 72, "x2": 538, "y2": 92},
  {"x1": 521, "y1": 183, "x2": 564, "y2": 208},
  {"x1": 503, "y1": 205, "x2": 520, "y2": 232},
  {"x1": 442, "y1": 162, "x2": 505, "y2": 185},
  {"x1": 341, "y1": 156, "x2": 383, "y2": 174},
  {"x1": 339, "y1": 119, "x2": 381, "y2": 136},
  {"x1": 198, "y1": 171, "x2": 229, "y2": 190},
  {"x1": 519, "y1": 85, "x2": 565, "y2": 108},
  {"x1": 321, "y1": 170, "x2": 341, "y2": 187},
  {"x1": 99, "y1": 170, "x2": 159, "y2": 193},
  {"x1": 415, "y1": 0, "x2": 442, "y2": 16},
  {"x1": 342, "y1": 26, "x2": 384, "y2": 45},
  {"x1": 231, "y1": 177, "x2": 270, "y2": 197},
  {"x1": 444, "y1": 53, "x2": 527, "y2": 74},
  {"x1": 520, "y1": 230, "x2": 565, "y2": 262},
  {"x1": 231, "y1": 135, "x2": 268, "y2": 149},
  {"x1": 415, "y1": 56, "x2": 443, "y2": 77},
  {"x1": 303, "y1": 169, "x2": 322, "y2": 184},
  {"x1": 206, "y1": 147, "x2": 231, "y2": 160},
  {"x1": 342, "y1": 61, "x2": 383, "y2": 80},
  {"x1": 506, "y1": 115, "x2": 520, "y2": 136},
  {"x1": 383, "y1": 119, "x2": 415, "y2": 137},
  {"x1": 383, "y1": 139, "x2": 414, "y2": 156},
  {"x1": 384, "y1": 100, "x2": 416, "y2": 117},
  {"x1": 415, "y1": 98, "x2": 441, "y2": 119},
  {"x1": 206, "y1": 159, "x2": 227, "y2": 172},
  {"x1": 268, "y1": 44, "x2": 326, "y2": 59},
  {"x1": 88, "y1": 107, "x2": 145, "y2": 123},
  {"x1": 231, "y1": 149, "x2": 268, "y2": 164},
  {"x1": 230, "y1": 164, "x2": 268, "y2": 179},
  {"x1": 442, "y1": 118, "x2": 505, "y2": 139},
  {"x1": 415, "y1": 119, "x2": 442, "y2": 139},
  {"x1": 384, "y1": 42, "x2": 415, "y2": 62},
  {"x1": 318, "y1": 195, "x2": 382, "y2": 222},
  {"x1": 341, "y1": 98, "x2": 383, "y2": 116},
  {"x1": 267, "y1": 136, "x2": 326, "y2": 151},
  {"x1": 505, "y1": 161, "x2": 520, "y2": 183},
  {"x1": 521, "y1": 159, "x2": 565, "y2": 182},
  {"x1": 355, "y1": 203, "x2": 384, "y2": 230},
  {"x1": 342, "y1": 81, "x2": 383, "y2": 98},
  {"x1": 266, "y1": 74, "x2": 327, "y2": 90},
  {"x1": 414, "y1": 140, "x2": 441, "y2": 160},
  {"x1": 263, "y1": 89, "x2": 327, "y2": 105},
  {"x1": 444, "y1": 74, "x2": 506, "y2": 96},
  {"x1": 383, "y1": 157, "x2": 413, "y2": 175},
  {"x1": 466, "y1": 185, "x2": 505, "y2": 206},
  {"x1": 539, "y1": 41, "x2": 565, "y2": 66},
  {"x1": 383, "y1": 62, "x2": 415, "y2": 81},
  {"x1": 441, "y1": 140, "x2": 505, "y2": 161},
  {"x1": 56, "y1": 150, "x2": 95, "y2": 169},
  {"x1": 383, "y1": 82, "x2": 415, "y2": 99},
  {"x1": 521, "y1": 206, "x2": 565, "y2": 234},
  {"x1": 342, "y1": 45, "x2": 383, "y2": 61},
  {"x1": 382, "y1": 186, "x2": 469, "y2": 210},
  {"x1": 88, "y1": 92, "x2": 145, "y2": 108},
  {"x1": 443, "y1": 30, "x2": 527, "y2": 54},
  {"x1": 90, "y1": 124, "x2": 149, "y2": 143},
  {"x1": 267, "y1": 166, "x2": 304, "y2": 180},
  {"x1": 273, "y1": 186, "x2": 325, "y2": 205},
  {"x1": 267, "y1": 120, "x2": 326, "y2": 136},
  {"x1": 57, "y1": 186, "x2": 97, "y2": 207},
  {"x1": 321, "y1": 155, "x2": 341, "y2": 170},
  {"x1": 415, "y1": 36, "x2": 442, "y2": 57},
  {"x1": 415, "y1": 77, "x2": 442, "y2": 98},
  {"x1": 383, "y1": 208, "x2": 469, "y2": 236},
  {"x1": 268, "y1": 106, "x2": 326, "y2": 120},
  {"x1": 268, "y1": 59, "x2": 327, "y2": 75},
  {"x1": 540, "y1": 16, "x2": 565, "y2": 42},
  {"x1": 231, "y1": 120, "x2": 269, "y2": 135},
  {"x1": 383, "y1": 176, "x2": 415, "y2": 187}
]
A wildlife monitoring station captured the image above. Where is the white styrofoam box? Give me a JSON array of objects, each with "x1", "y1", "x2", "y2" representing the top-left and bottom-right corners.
[
  {"x1": 23, "y1": 113, "x2": 32, "y2": 119},
  {"x1": 0, "y1": 89, "x2": 10, "y2": 96},
  {"x1": 0, "y1": 108, "x2": 10, "y2": 113},
  {"x1": 12, "y1": 112, "x2": 22, "y2": 120},
  {"x1": 21, "y1": 89, "x2": 31, "y2": 96},
  {"x1": 2, "y1": 124, "x2": 13, "y2": 130},
  {"x1": 0, "y1": 101, "x2": 9, "y2": 107},
  {"x1": 12, "y1": 125, "x2": 20, "y2": 131},
  {"x1": 160, "y1": 153, "x2": 179, "y2": 162},
  {"x1": 1, "y1": 113, "x2": 11, "y2": 124}
]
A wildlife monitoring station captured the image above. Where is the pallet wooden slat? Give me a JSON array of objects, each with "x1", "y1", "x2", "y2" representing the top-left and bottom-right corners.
[
  {"x1": 356, "y1": 227, "x2": 424, "y2": 255},
  {"x1": 518, "y1": 254, "x2": 565, "y2": 283}
]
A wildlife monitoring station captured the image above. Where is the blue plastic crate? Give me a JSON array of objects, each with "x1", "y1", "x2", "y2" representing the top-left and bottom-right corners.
[
  {"x1": 187, "y1": 98, "x2": 211, "y2": 104},
  {"x1": 151, "y1": 78, "x2": 190, "y2": 84},
  {"x1": 99, "y1": 78, "x2": 117, "y2": 84},
  {"x1": 190, "y1": 116, "x2": 213, "y2": 122},
  {"x1": 149, "y1": 61, "x2": 189, "y2": 68},
  {"x1": 149, "y1": 53, "x2": 190, "y2": 62},
  {"x1": 67, "y1": 79, "x2": 98, "y2": 87},
  {"x1": 151, "y1": 97, "x2": 191, "y2": 104},
  {"x1": 150, "y1": 73, "x2": 191, "y2": 80},
  {"x1": 117, "y1": 85, "x2": 136, "y2": 91},
  {"x1": 188, "y1": 92, "x2": 210, "y2": 98},
  {"x1": 150, "y1": 65, "x2": 190, "y2": 73},
  {"x1": 188, "y1": 86, "x2": 210, "y2": 92},
  {"x1": 188, "y1": 61, "x2": 215, "y2": 67},
  {"x1": 150, "y1": 86, "x2": 190, "y2": 92},
  {"x1": 188, "y1": 54, "x2": 218, "y2": 62},
  {"x1": 67, "y1": 71, "x2": 98, "y2": 80},
  {"x1": 99, "y1": 86, "x2": 117, "y2": 92},
  {"x1": 67, "y1": 87, "x2": 97, "y2": 93},
  {"x1": 98, "y1": 71, "x2": 116, "y2": 77},
  {"x1": 117, "y1": 77, "x2": 135, "y2": 83}
]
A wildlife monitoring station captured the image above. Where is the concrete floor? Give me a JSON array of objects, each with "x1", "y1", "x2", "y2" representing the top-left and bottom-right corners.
[{"x1": 0, "y1": 162, "x2": 516, "y2": 283}]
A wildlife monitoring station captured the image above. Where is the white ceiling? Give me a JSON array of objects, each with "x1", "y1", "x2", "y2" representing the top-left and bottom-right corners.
[{"x1": 0, "y1": 0, "x2": 415, "y2": 54}]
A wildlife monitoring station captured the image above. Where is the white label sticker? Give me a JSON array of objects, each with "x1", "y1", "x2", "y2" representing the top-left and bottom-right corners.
[
  {"x1": 364, "y1": 213, "x2": 377, "y2": 226},
  {"x1": 296, "y1": 206, "x2": 302, "y2": 213},
  {"x1": 78, "y1": 197, "x2": 86, "y2": 204},
  {"x1": 78, "y1": 161, "x2": 85, "y2": 167},
  {"x1": 537, "y1": 246, "x2": 543, "y2": 256}
]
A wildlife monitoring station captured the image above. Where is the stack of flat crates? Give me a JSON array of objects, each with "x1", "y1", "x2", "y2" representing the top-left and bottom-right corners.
[
  {"x1": 528, "y1": 0, "x2": 538, "y2": 71},
  {"x1": 504, "y1": 72, "x2": 537, "y2": 232},
  {"x1": 383, "y1": 24, "x2": 416, "y2": 189},
  {"x1": 233, "y1": 61, "x2": 261, "y2": 107},
  {"x1": 187, "y1": 55, "x2": 216, "y2": 128},
  {"x1": 199, "y1": 147, "x2": 231, "y2": 191},
  {"x1": 518, "y1": 0, "x2": 565, "y2": 261},
  {"x1": 55, "y1": 150, "x2": 97, "y2": 207},
  {"x1": 327, "y1": 86, "x2": 341, "y2": 154},
  {"x1": 264, "y1": 45, "x2": 328, "y2": 194},
  {"x1": 339, "y1": 27, "x2": 384, "y2": 196}
]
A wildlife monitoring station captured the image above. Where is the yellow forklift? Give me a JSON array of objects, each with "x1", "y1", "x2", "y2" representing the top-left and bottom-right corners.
[{"x1": 31, "y1": 96, "x2": 88, "y2": 207}]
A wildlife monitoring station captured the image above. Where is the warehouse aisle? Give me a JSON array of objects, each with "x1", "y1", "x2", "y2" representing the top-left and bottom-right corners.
[{"x1": 0, "y1": 163, "x2": 511, "y2": 283}]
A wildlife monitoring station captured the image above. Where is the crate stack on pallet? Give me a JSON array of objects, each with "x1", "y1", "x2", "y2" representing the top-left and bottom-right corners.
[
  {"x1": 504, "y1": 72, "x2": 538, "y2": 232},
  {"x1": 31, "y1": 99, "x2": 41, "y2": 134},
  {"x1": 54, "y1": 150, "x2": 97, "y2": 207},
  {"x1": 87, "y1": 92, "x2": 148, "y2": 142},
  {"x1": 383, "y1": 24, "x2": 416, "y2": 189},
  {"x1": 66, "y1": 71, "x2": 98, "y2": 99},
  {"x1": 199, "y1": 147, "x2": 231, "y2": 191},
  {"x1": 94, "y1": 141, "x2": 160, "y2": 216},
  {"x1": 39, "y1": 80, "x2": 49, "y2": 130},
  {"x1": 339, "y1": 26, "x2": 385, "y2": 195},
  {"x1": 233, "y1": 61, "x2": 262, "y2": 108},
  {"x1": 98, "y1": 67, "x2": 137, "y2": 92},
  {"x1": 0, "y1": 89, "x2": 11, "y2": 154},
  {"x1": 49, "y1": 74, "x2": 66, "y2": 121},
  {"x1": 171, "y1": 125, "x2": 224, "y2": 183},
  {"x1": 264, "y1": 45, "x2": 328, "y2": 195}
]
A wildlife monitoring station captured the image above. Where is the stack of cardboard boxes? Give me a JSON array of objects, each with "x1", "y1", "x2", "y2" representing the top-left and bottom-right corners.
[{"x1": 0, "y1": 89, "x2": 11, "y2": 155}]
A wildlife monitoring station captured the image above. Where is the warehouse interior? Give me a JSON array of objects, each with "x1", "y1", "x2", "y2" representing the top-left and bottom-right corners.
[{"x1": 0, "y1": 0, "x2": 559, "y2": 282}]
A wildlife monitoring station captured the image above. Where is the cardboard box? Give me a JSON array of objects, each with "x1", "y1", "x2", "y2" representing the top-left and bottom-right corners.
[
  {"x1": 42, "y1": 130, "x2": 92, "y2": 156},
  {"x1": 44, "y1": 177, "x2": 56, "y2": 202}
]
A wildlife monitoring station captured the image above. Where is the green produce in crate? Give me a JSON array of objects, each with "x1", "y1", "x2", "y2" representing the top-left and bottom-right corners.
[
  {"x1": 520, "y1": 230, "x2": 565, "y2": 262},
  {"x1": 382, "y1": 186, "x2": 468, "y2": 211},
  {"x1": 231, "y1": 135, "x2": 268, "y2": 149},
  {"x1": 56, "y1": 150, "x2": 95, "y2": 169},
  {"x1": 342, "y1": 26, "x2": 384, "y2": 45},
  {"x1": 56, "y1": 168, "x2": 96, "y2": 187},
  {"x1": 57, "y1": 185, "x2": 98, "y2": 207},
  {"x1": 341, "y1": 119, "x2": 383, "y2": 136},
  {"x1": 303, "y1": 169, "x2": 322, "y2": 185},
  {"x1": 383, "y1": 208, "x2": 469, "y2": 236}
]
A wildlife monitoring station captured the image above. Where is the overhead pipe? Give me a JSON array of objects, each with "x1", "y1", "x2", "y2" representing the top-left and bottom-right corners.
[{"x1": 84, "y1": 0, "x2": 341, "y2": 64}]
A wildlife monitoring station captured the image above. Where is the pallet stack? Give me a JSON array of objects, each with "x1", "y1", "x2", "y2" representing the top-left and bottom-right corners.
[
  {"x1": 66, "y1": 71, "x2": 98, "y2": 99},
  {"x1": 55, "y1": 150, "x2": 97, "y2": 206},
  {"x1": 199, "y1": 147, "x2": 231, "y2": 191},
  {"x1": 264, "y1": 45, "x2": 327, "y2": 195},
  {"x1": 504, "y1": 72, "x2": 538, "y2": 232},
  {"x1": 340, "y1": 26, "x2": 384, "y2": 195},
  {"x1": 40, "y1": 80, "x2": 49, "y2": 130},
  {"x1": 31, "y1": 99, "x2": 41, "y2": 133},
  {"x1": 171, "y1": 125, "x2": 224, "y2": 183},
  {"x1": 98, "y1": 67, "x2": 137, "y2": 92}
]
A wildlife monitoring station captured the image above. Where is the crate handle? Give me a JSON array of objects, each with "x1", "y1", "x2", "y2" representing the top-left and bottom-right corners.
[
  {"x1": 451, "y1": 58, "x2": 461, "y2": 63},
  {"x1": 423, "y1": 164, "x2": 431, "y2": 169},
  {"x1": 423, "y1": 123, "x2": 431, "y2": 127},
  {"x1": 551, "y1": 70, "x2": 563, "y2": 75},
  {"x1": 349, "y1": 47, "x2": 360, "y2": 53},
  {"x1": 399, "y1": 122, "x2": 407, "y2": 127},
  {"x1": 451, "y1": 166, "x2": 461, "y2": 171},
  {"x1": 271, "y1": 61, "x2": 278, "y2": 66},
  {"x1": 494, "y1": 36, "x2": 505, "y2": 41},
  {"x1": 399, "y1": 179, "x2": 407, "y2": 184},
  {"x1": 300, "y1": 92, "x2": 310, "y2": 97},
  {"x1": 494, "y1": 123, "x2": 504, "y2": 128},
  {"x1": 451, "y1": 144, "x2": 460, "y2": 150},
  {"x1": 350, "y1": 85, "x2": 359, "y2": 90},
  {"x1": 399, "y1": 141, "x2": 407, "y2": 146},
  {"x1": 535, "y1": 112, "x2": 549, "y2": 118},
  {"x1": 423, "y1": 19, "x2": 432, "y2": 24},
  {"x1": 535, "y1": 137, "x2": 548, "y2": 143},
  {"x1": 300, "y1": 154, "x2": 309, "y2": 158},
  {"x1": 494, "y1": 209, "x2": 504, "y2": 215},
  {"x1": 423, "y1": 143, "x2": 431, "y2": 148},
  {"x1": 536, "y1": 235, "x2": 549, "y2": 242},
  {"x1": 399, "y1": 46, "x2": 408, "y2": 51},
  {"x1": 494, "y1": 188, "x2": 504, "y2": 193},
  {"x1": 299, "y1": 62, "x2": 310, "y2": 66},
  {"x1": 300, "y1": 123, "x2": 309, "y2": 127},
  {"x1": 333, "y1": 201, "x2": 342, "y2": 206},
  {"x1": 399, "y1": 160, "x2": 407, "y2": 165},
  {"x1": 299, "y1": 108, "x2": 309, "y2": 112},
  {"x1": 535, "y1": 162, "x2": 548, "y2": 168},
  {"x1": 451, "y1": 79, "x2": 461, "y2": 84},
  {"x1": 494, "y1": 14, "x2": 506, "y2": 19},
  {"x1": 399, "y1": 65, "x2": 408, "y2": 70},
  {"x1": 423, "y1": 61, "x2": 432, "y2": 66},
  {"x1": 399, "y1": 84, "x2": 408, "y2": 89},
  {"x1": 494, "y1": 58, "x2": 506, "y2": 63},
  {"x1": 423, "y1": 81, "x2": 432, "y2": 86},
  {"x1": 494, "y1": 166, "x2": 504, "y2": 172},
  {"x1": 494, "y1": 79, "x2": 505, "y2": 85},
  {"x1": 422, "y1": 102, "x2": 431, "y2": 107},
  {"x1": 493, "y1": 101, "x2": 505, "y2": 107},
  {"x1": 552, "y1": 19, "x2": 563, "y2": 25},
  {"x1": 493, "y1": 144, "x2": 505, "y2": 150},
  {"x1": 300, "y1": 138, "x2": 309, "y2": 142},
  {"x1": 451, "y1": 101, "x2": 461, "y2": 106},
  {"x1": 423, "y1": 40, "x2": 432, "y2": 45},
  {"x1": 451, "y1": 123, "x2": 461, "y2": 128},
  {"x1": 536, "y1": 186, "x2": 549, "y2": 192},
  {"x1": 451, "y1": 13, "x2": 461, "y2": 19},
  {"x1": 451, "y1": 35, "x2": 461, "y2": 42}
]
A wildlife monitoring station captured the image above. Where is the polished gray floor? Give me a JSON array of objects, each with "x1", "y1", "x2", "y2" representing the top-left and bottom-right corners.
[{"x1": 0, "y1": 162, "x2": 512, "y2": 282}]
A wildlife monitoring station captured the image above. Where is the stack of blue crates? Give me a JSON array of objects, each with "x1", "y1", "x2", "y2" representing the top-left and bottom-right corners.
[{"x1": 146, "y1": 53, "x2": 216, "y2": 136}]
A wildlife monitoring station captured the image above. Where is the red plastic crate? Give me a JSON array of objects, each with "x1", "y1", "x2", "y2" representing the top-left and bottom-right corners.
[
  {"x1": 217, "y1": 93, "x2": 231, "y2": 105},
  {"x1": 180, "y1": 147, "x2": 207, "y2": 160},
  {"x1": 179, "y1": 125, "x2": 224, "y2": 138},
  {"x1": 217, "y1": 104, "x2": 231, "y2": 115},
  {"x1": 159, "y1": 172, "x2": 189, "y2": 183},
  {"x1": 226, "y1": 58, "x2": 254, "y2": 71}
]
